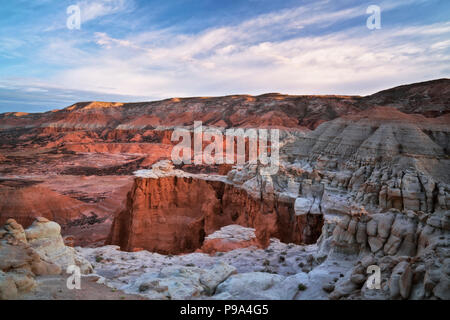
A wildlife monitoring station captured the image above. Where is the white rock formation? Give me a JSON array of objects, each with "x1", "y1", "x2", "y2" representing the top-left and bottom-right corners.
[
  {"x1": 0, "y1": 218, "x2": 93, "y2": 299},
  {"x1": 25, "y1": 217, "x2": 93, "y2": 274}
]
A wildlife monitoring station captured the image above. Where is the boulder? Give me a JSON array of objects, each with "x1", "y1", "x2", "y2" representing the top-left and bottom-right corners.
[
  {"x1": 123, "y1": 262, "x2": 236, "y2": 299},
  {"x1": 25, "y1": 218, "x2": 92, "y2": 274},
  {"x1": 214, "y1": 272, "x2": 286, "y2": 300},
  {"x1": 200, "y1": 225, "x2": 259, "y2": 254},
  {"x1": 0, "y1": 271, "x2": 18, "y2": 300}
]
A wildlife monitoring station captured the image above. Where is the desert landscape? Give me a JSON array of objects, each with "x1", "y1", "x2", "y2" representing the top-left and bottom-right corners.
[{"x1": 0, "y1": 79, "x2": 449, "y2": 300}]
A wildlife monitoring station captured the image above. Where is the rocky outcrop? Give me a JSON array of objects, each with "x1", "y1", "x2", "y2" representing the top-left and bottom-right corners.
[
  {"x1": 25, "y1": 217, "x2": 93, "y2": 274},
  {"x1": 314, "y1": 207, "x2": 450, "y2": 300},
  {"x1": 0, "y1": 220, "x2": 58, "y2": 299},
  {"x1": 122, "y1": 262, "x2": 237, "y2": 299},
  {"x1": 283, "y1": 106, "x2": 449, "y2": 215},
  {"x1": 108, "y1": 161, "x2": 323, "y2": 254},
  {"x1": 200, "y1": 225, "x2": 259, "y2": 254},
  {"x1": 0, "y1": 80, "x2": 448, "y2": 249},
  {"x1": 0, "y1": 218, "x2": 92, "y2": 299},
  {"x1": 213, "y1": 271, "x2": 310, "y2": 300}
]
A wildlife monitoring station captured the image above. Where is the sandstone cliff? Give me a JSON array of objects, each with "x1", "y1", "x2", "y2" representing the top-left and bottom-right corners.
[{"x1": 108, "y1": 161, "x2": 323, "y2": 253}]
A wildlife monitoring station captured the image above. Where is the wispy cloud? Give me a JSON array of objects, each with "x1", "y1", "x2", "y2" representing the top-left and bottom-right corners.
[
  {"x1": 45, "y1": 1, "x2": 449, "y2": 99},
  {"x1": 0, "y1": 0, "x2": 449, "y2": 112},
  {"x1": 78, "y1": 0, "x2": 131, "y2": 23}
]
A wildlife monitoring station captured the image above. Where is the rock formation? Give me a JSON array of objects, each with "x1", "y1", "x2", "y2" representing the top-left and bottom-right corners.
[
  {"x1": 123, "y1": 262, "x2": 237, "y2": 299},
  {"x1": 107, "y1": 161, "x2": 323, "y2": 254},
  {"x1": 0, "y1": 218, "x2": 92, "y2": 299},
  {"x1": 200, "y1": 225, "x2": 259, "y2": 254},
  {"x1": 316, "y1": 208, "x2": 450, "y2": 300}
]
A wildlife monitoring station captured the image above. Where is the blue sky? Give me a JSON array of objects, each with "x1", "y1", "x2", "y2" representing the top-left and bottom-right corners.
[{"x1": 0, "y1": 0, "x2": 449, "y2": 113}]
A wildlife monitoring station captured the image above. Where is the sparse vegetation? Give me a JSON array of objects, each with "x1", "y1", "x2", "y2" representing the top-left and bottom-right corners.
[
  {"x1": 139, "y1": 284, "x2": 150, "y2": 292},
  {"x1": 262, "y1": 268, "x2": 277, "y2": 274},
  {"x1": 298, "y1": 283, "x2": 307, "y2": 291}
]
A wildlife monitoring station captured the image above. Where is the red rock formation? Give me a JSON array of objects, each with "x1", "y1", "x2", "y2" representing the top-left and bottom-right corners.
[{"x1": 108, "y1": 176, "x2": 323, "y2": 254}]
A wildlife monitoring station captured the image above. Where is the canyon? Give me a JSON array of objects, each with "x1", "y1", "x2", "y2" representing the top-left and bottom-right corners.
[
  {"x1": 0, "y1": 78, "x2": 449, "y2": 300},
  {"x1": 108, "y1": 161, "x2": 323, "y2": 254}
]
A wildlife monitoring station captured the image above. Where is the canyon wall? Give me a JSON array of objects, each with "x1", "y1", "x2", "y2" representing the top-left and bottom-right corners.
[{"x1": 108, "y1": 167, "x2": 323, "y2": 254}]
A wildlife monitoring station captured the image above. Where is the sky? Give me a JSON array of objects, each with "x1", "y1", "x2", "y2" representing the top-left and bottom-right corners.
[{"x1": 0, "y1": 0, "x2": 449, "y2": 113}]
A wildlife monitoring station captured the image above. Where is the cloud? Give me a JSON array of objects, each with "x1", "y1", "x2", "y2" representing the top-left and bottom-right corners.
[
  {"x1": 94, "y1": 32, "x2": 144, "y2": 50},
  {"x1": 47, "y1": 1, "x2": 448, "y2": 99},
  {"x1": 1, "y1": 0, "x2": 449, "y2": 112},
  {"x1": 77, "y1": 0, "x2": 130, "y2": 23},
  {"x1": 23, "y1": 87, "x2": 49, "y2": 93},
  {"x1": 431, "y1": 40, "x2": 450, "y2": 50}
]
